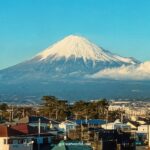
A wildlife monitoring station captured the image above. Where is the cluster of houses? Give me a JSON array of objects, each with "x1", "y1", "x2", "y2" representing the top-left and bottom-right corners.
[
  {"x1": 1, "y1": 115, "x2": 147, "y2": 150},
  {"x1": 0, "y1": 116, "x2": 58, "y2": 150},
  {"x1": 109, "y1": 101, "x2": 149, "y2": 117}
]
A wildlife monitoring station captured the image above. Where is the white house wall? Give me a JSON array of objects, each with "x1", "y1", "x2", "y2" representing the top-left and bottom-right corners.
[{"x1": 0, "y1": 137, "x2": 33, "y2": 150}]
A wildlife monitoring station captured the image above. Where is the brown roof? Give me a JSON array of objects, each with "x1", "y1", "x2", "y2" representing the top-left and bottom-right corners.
[
  {"x1": 0, "y1": 125, "x2": 24, "y2": 137},
  {"x1": 11, "y1": 124, "x2": 38, "y2": 134},
  {"x1": 0, "y1": 122, "x2": 50, "y2": 137}
]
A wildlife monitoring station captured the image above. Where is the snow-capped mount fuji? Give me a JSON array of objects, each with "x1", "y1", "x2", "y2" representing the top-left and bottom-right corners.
[
  {"x1": 32, "y1": 35, "x2": 139, "y2": 76},
  {"x1": 1, "y1": 35, "x2": 149, "y2": 103},
  {"x1": 0, "y1": 35, "x2": 140, "y2": 82},
  {"x1": 35, "y1": 35, "x2": 138, "y2": 64}
]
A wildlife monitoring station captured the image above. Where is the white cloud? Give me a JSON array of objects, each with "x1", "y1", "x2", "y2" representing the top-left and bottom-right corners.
[{"x1": 90, "y1": 61, "x2": 150, "y2": 80}]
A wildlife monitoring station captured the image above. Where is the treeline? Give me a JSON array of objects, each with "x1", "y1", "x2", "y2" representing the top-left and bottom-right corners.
[
  {"x1": 40, "y1": 96, "x2": 120, "y2": 121},
  {"x1": 0, "y1": 96, "x2": 122, "y2": 122}
]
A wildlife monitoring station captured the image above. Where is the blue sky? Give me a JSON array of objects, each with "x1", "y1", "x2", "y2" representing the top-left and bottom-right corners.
[{"x1": 0, "y1": 0, "x2": 150, "y2": 69}]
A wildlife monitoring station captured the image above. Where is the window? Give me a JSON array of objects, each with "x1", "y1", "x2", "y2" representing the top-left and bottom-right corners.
[
  {"x1": 8, "y1": 139, "x2": 13, "y2": 144},
  {"x1": 43, "y1": 138, "x2": 48, "y2": 143},
  {"x1": 18, "y1": 139, "x2": 24, "y2": 144},
  {"x1": 4, "y1": 139, "x2": 7, "y2": 144},
  {"x1": 13, "y1": 140, "x2": 18, "y2": 144}
]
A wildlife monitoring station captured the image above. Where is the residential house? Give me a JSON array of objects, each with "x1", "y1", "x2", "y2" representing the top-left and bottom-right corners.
[
  {"x1": 59, "y1": 120, "x2": 76, "y2": 132},
  {"x1": 0, "y1": 125, "x2": 33, "y2": 150},
  {"x1": 126, "y1": 121, "x2": 139, "y2": 131},
  {"x1": 18, "y1": 116, "x2": 59, "y2": 131},
  {"x1": 101, "y1": 119, "x2": 131, "y2": 132},
  {"x1": 75, "y1": 119, "x2": 106, "y2": 128},
  {"x1": 137, "y1": 125, "x2": 149, "y2": 134},
  {"x1": 0, "y1": 123, "x2": 55, "y2": 150}
]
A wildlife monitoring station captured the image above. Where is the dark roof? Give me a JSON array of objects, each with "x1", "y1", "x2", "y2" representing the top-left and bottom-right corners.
[
  {"x1": 49, "y1": 119, "x2": 60, "y2": 124},
  {"x1": 18, "y1": 116, "x2": 49, "y2": 124},
  {"x1": 85, "y1": 128, "x2": 132, "y2": 142},
  {"x1": 138, "y1": 117, "x2": 150, "y2": 124},
  {"x1": 29, "y1": 116, "x2": 50, "y2": 123},
  {"x1": 127, "y1": 120, "x2": 140, "y2": 127},
  {"x1": 75, "y1": 119, "x2": 106, "y2": 125},
  {"x1": 0, "y1": 125, "x2": 25, "y2": 137}
]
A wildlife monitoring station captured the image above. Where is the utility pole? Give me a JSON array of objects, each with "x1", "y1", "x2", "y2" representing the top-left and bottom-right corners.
[
  {"x1": 81, "y1": 120, "x2": 83, "y2": 141},
  {"x1": 22, "y1": 108, "x2": 25, "y2": 118},
  {"x1": 85, "y1": 115, "x2": 88, "y2": 124},
  {"x1": 121, "y1": 113, "x2": 124, "y2": 123},
  {"x1": 11, "y1": 106, "x2": 14, "y2": 121},
  {"x1": 106, "y1": 110, "x2": 108, "y2": 130},
  {"x1": 56, "y1": 105, "x2": 58, "y2": 120},
  {"x1": 38, "y1": 118, "x2": 41, "y2": 135},
  {"x1": 8, "y1": 105, "x2": 14, "y2": 122},
  {"x1": 38, "y1": 118, "x2": 41, "y2": 150},
  {"x1": 11, "y1": 105, "x2": 14, "y2": 121},
  {"x1": 75, "y1": 113, "x2": 78, "y2": 120}
]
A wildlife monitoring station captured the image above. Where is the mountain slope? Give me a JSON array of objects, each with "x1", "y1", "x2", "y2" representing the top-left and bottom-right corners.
[{"x1": 0, "y1": 35, "x2": 139, "y2": 82}]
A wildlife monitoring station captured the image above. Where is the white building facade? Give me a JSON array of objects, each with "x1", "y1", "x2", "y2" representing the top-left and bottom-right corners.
[{"x1": 0, "y1": 137, "x2": 33, "y2": 150}]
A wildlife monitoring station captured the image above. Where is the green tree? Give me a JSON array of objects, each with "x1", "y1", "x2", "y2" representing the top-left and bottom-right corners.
[
  {"x1": 72, "y1": 99, "x2": 109, "y2": 120},
  {"x1": 40, "y1": 96, "x2": 68, "y2": 121},
  {"x1": 0, "y1": 103, "x2": 8, "y2": 111}
]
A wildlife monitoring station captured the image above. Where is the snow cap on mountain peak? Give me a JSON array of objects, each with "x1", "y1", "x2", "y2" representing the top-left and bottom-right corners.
[
  {"x1": 36, "y1": 35, "x2": 139, "y2": 64},
  {"x1": 37, "y1": 34, "x2": 105, "y2": 62}
]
